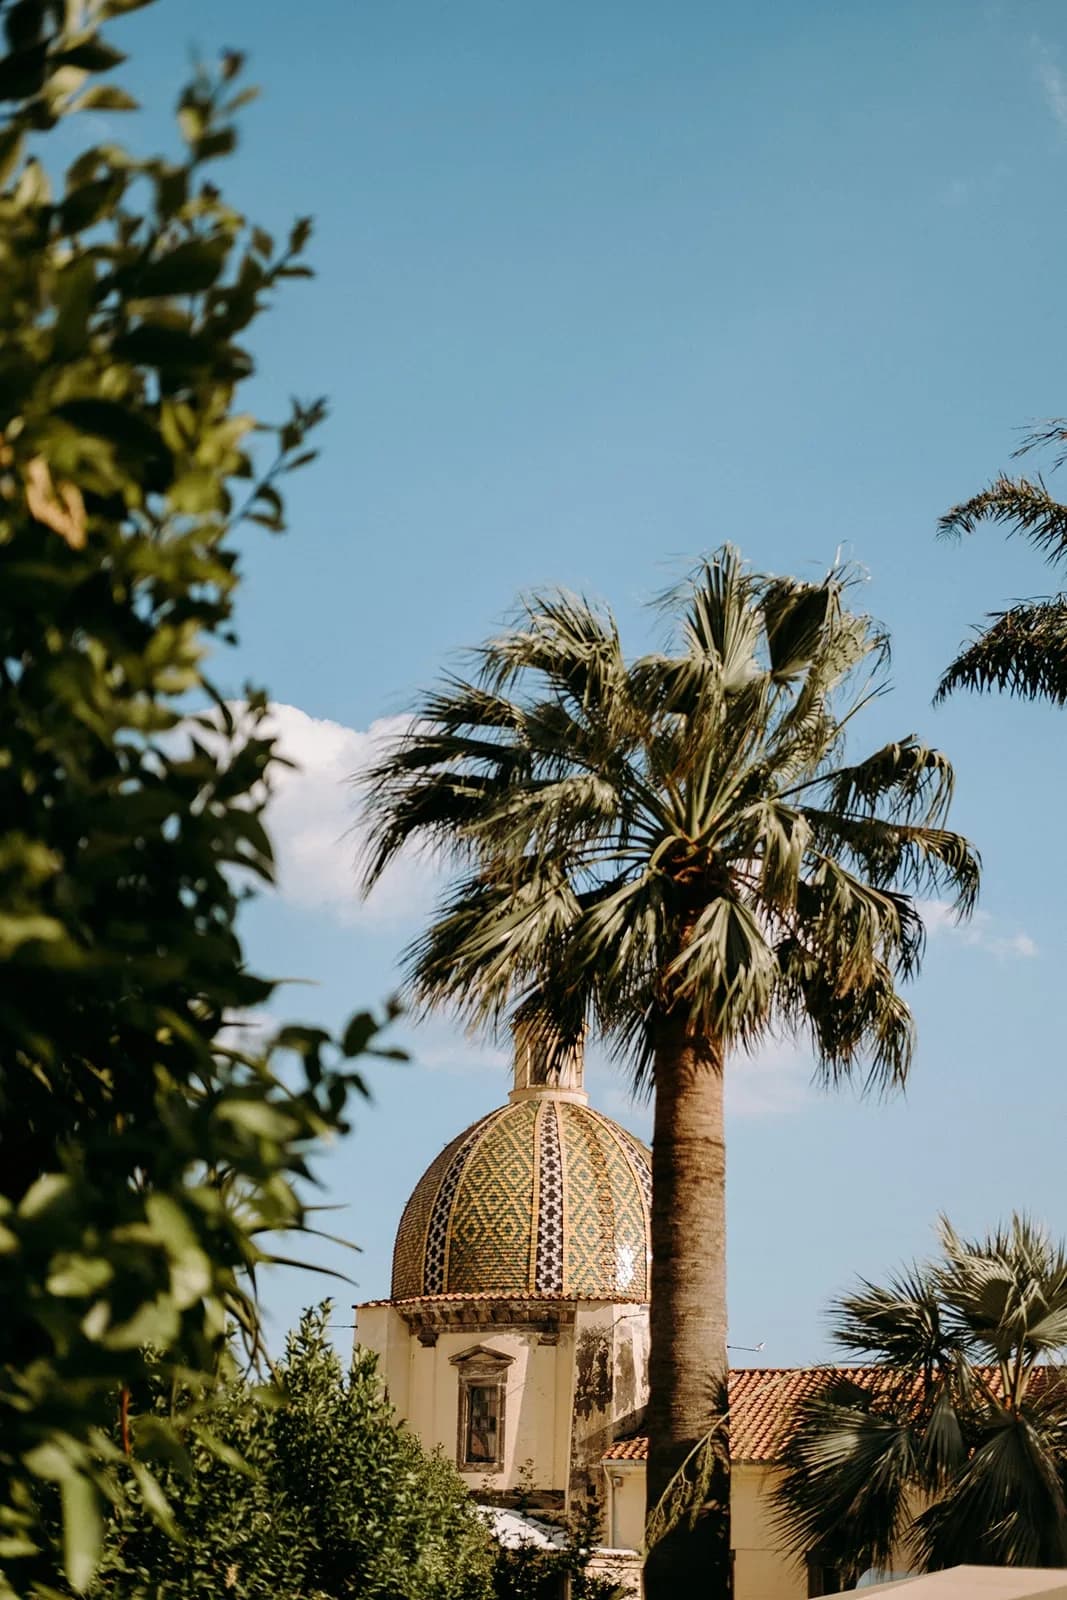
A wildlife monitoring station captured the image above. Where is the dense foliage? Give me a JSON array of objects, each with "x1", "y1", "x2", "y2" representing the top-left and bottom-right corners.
[
  {"x1": 0, "y1": 3, "x2": 384, "y2": 1592},
  {"x1": 87, "y1": 1306, "x2": 496, "y2": 1600},
  {"x1": 774, "y1": 1215, "x2": 1067, "y2": 1581},
  {"x1": 360, "y1": 550, "x2": 978, "y2": 1598},
  {"x1": 938, "y1": 420, "x2": 1067, "y2": 703}
]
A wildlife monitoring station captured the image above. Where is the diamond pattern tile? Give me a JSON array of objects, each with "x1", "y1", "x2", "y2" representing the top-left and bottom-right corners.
[{"x1": 391, "y1": 1093, "x2": 652, "y2": 1302}]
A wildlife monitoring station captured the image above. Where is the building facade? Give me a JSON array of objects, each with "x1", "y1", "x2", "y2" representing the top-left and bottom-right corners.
[{"x1": 354, "y1": 1032, "x2": 893, "y2": 1597}]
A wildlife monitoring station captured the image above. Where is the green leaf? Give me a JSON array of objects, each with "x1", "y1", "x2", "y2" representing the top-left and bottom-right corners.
[
  {"x1": 60, "y1": 1472, "x2": 102, "y2": 1593},
  {"x1": 0, "y1": 124, "x2": 24, "y2": 187},
  {"x1": 120, "y1": 238, "x2": 227, "y2": 296},
  {"x1": 101, "y1": 1298, "x2": 181, "y2": 1350},
  {"x1": 58, "y1": 172, "x2": 124, "y2": 233},
  {"x1": 70, "y1": 83, "x2": 139, "y2": 111},
  {"x1": 0, "y1": 41, "x2": 47, "y2": 101},
  {"x1": 53, "y1": 397, "x2": 173, "y2": 476},
  {"x1": 193, "y1": 128, "x2": 236, "y2": 162},
  {"x1": 53, "y1": 255, "x2": 97, "y2": 358},
  {"x1": 341, "y1": 1011, "x2": 378, "y2": 1058},
  {"x1": 194, "y1": 1427, "x2": 256, "y2": 1477},
  {"x1": 215, "y1": 1099, "x2": 299, "y2": 1140},
  {"x1": 4, "y1": 1, "x2": 44, "y2": 54},
  {"x1": 18, "y1": 1172, "x2": 73, "y2": 1219},
  {"x1": 55, "y1": 38, "x2": 127, "y2": 72},
  {"x1": 130, "y1": 1462, "x2": 179, "y2": 1540},
  {"x1": 113, "y1": 322, "x2": 216, "y2": 371},
  {"x1": 46, "y1": 1253, "x2": 114, "y2": 1297}
]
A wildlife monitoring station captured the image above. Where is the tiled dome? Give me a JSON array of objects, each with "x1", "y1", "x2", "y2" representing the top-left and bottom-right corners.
[{"x1": 391, "y1": 1096, "x2": 652, "y2": 1302}]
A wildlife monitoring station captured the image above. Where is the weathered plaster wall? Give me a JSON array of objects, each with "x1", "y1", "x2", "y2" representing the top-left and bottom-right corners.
[{"x1": 569, "y1": 1303, "x2": 649, "y2": 1508}]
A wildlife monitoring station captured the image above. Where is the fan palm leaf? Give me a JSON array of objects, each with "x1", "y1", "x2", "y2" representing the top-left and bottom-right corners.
[{"x1": 775, "y1": 1217, "x2": 1067, "y2": 1581}]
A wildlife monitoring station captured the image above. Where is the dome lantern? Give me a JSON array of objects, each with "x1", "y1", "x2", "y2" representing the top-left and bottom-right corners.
[{"x1": 508, "y1": 1019, "x2": 587, "y2": 1105}]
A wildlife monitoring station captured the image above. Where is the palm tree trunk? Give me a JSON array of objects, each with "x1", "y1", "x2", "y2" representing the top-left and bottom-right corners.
[{"x1": 644, "y1": 1009, "x2": 730, "y2": 1600}]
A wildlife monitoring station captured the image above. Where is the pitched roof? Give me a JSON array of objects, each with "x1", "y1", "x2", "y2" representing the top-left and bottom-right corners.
[{"x1": 602, "y1": 1365, "x2": 1067, "y2": 1465}]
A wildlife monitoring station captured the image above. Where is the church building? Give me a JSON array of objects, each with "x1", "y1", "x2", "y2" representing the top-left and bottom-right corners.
[{"x1": 354, "y1": 1029, "x2": 857, "y2": 1598}]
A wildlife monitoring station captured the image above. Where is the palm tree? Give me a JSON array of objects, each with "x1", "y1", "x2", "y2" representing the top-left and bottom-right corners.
[
  {"x1": 774, "y1": 1215, "x2": 1067, "y2": 1582},
  {"x1": 938, "y1": 420, "x2": 1067, "y2": 703},
  {"x1": 360, "y1": 548, "x2": 978, "y2": 1599}
]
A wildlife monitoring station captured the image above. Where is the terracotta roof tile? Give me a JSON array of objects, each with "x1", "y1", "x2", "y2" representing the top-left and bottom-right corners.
[
  {"x1": 602, "y1": 1366, "x2": 1067, "y2": 1465},
  {"x1": 357, "y1": 1291, "x2": 646, "y2": 1307}
]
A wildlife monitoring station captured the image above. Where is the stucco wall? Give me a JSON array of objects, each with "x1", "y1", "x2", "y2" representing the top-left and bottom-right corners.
[
  {"x1": 607, "y1": 1463, "x2": 809, "y2": 1599},
  {"x1": 606, "y1": 1462, "x2": 918, "y2": 1598},
  {"x1": 355, "y1": 1308, "x2": 573, "y2": 1493}
]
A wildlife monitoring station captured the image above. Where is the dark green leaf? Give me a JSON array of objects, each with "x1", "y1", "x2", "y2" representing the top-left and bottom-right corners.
[
  {"x1": 55, "y1": 38, "x2": 127, "y2": 71},
  {"x1": 60, "y1": 1473, "x2": 102, "y2": 1593},
  {"x1": 70, "y1": 83, "x2": 139, "y2": 112}
]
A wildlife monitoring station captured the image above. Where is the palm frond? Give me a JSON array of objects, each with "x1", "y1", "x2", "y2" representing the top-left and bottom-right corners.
[
  {"x1": 1013, "y1": 417, "x2": 1067, "y2": 467},
  {"x1": 760, "y1": 577, "x2": 833, "y2": 682},
  {"x1": 937, "y1": 1215, "x2": 1067, "y2": 1374},
  {"x1": 935, "y1": 597, "x2": 1067, "y2": 705},
  {"x1": 777, "y1": 1220, "x2": 1067, "y2": 1579},
  {"x1": 816, "y1": 739, "x2": 956, "y2": 827},
  {"x1": 666, "y1": 894, "x2": 778, "y2": 1041},
  {"x1": 772, "y1": 1382, "x2": 919, "y2": 1579},
  {"x1": 831, "y1": 1267, "x2": 952, "y2": 1368},
  {"x1": 798, "y1": 809, "x2": 980, "y2": 917},
  {"x1": 938, "y1": 475, "x2": 1067, "y2": 568},
  {"x1": 478, "y1": 590, "x2": 628, "y2": 710},
  {"x1": 789, "y1": 953, "x2": 916, "y2": 1094},
  {"x1": 913, "y1": 1408, "x2": 1067, "y2": 1569}
]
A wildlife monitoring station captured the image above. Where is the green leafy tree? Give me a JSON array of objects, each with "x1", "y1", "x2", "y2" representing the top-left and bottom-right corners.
[
  {"x1": 774, "y1": 1215, "x2": 1067, "y2": 1581},
  {"x1": 938, "y1": 421, "x2": 1067, "y2": 702},
  {"x1": 0, "y1": 4, "x2": 384, "y2": 1593},
  {"x1": 360, "y1": 549, "x2": 979, "y2": 1599},
  {"x1": 90, "y1": 1305, "x2": 497, "y2": 1600}
]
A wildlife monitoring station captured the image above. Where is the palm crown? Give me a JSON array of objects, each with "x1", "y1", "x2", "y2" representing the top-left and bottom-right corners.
[
  {"x1": 774, "y1": 1215, "x2": 1067, "y2": 1578},
  {"x1": 362, "y1": 547, "x2": 977, "y2": 1084}
]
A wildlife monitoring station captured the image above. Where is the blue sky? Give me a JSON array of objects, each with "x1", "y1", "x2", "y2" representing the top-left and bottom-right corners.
[{"x1": 105, "y1": 0, "x2": 1067, "y2": 1360}]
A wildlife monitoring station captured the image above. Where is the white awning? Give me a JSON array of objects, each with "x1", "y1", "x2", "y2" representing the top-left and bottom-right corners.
[{"x1": 476, "y1": 1506, "x2": 569, "y2": 1551}]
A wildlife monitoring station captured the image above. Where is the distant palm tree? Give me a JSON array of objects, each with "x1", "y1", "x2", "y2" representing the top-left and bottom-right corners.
[
  {"x1": 774, "y1": 1215, "x2": 1067, "y2": 1583},
  {"x1": 938, "y1": 420, "x2": 1067, "y2": 703},
  {"x1": 360, "y1": 548, "x2": 978, "y2": 1600}
]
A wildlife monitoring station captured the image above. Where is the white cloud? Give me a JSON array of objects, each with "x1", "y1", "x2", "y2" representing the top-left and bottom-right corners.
[
  {"x1": 729, "y1": 1036, "x2": 812, "y2": 1117},
  {"x1": 941, "y1": 162, "x2": 1010, "y2": 208},
  {"x1": 182, "y1": 701, "x2": 440, "y2": 927},
  {"x1": 919, "y1": 898, "x2": 1038, "y2": 960},
  {"x1": 1034, "y1": 39, "x2": 1067, "y2": 131},
  {"x1": 402, "y1": 1015, "x2": 510, "y2": 1077},
  {"x1": 598, "y1": 1035, "x2": 812, "y2": 1122},
  {"x1": 259, "y1": 703, "x2": 432, "y2": 925}
]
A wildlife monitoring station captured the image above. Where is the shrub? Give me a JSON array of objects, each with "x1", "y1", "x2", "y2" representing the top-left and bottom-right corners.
[{"x1": 92, "y1": 1305, "x2": 496, "y2": 1600}]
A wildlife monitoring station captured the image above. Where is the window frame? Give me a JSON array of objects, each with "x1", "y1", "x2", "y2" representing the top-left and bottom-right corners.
[{"x1": 450, "y1": 1345, "x2": 514, "y2": 1474}]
